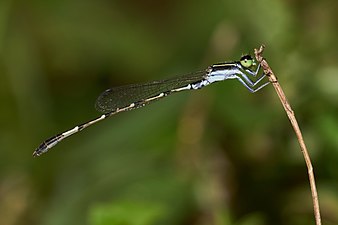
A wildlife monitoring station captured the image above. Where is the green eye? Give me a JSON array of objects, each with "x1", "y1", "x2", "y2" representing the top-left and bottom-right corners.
[{"x1": 240, "y1": 55, "x2": 254, "y2": 68}]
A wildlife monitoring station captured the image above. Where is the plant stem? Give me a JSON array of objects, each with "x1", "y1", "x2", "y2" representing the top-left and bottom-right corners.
[{"x1": 254, "y1": 45, "x2": 321, "y2": 225}]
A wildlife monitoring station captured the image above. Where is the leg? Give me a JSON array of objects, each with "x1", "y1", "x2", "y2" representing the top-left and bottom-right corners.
[
  {"x1": 245, "y1": 63, "x2": 261, "y2": 77},
  {"x1": 235, "y1": 76, "x2": 270, "y2": 93},
  {"x1": 239, "y1": 71, "x2": 267, "y2": 87}
]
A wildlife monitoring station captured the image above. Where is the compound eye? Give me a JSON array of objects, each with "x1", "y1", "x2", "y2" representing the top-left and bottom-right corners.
[{"x1": 240, "y1": 55, "x2": 254, "y2": 68}]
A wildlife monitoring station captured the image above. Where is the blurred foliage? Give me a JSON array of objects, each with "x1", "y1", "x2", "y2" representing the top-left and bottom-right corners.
[
  {"x1": 89, "y1": 201, "x2": 167, "y2": 225},
  {"x1": 1, "y1": 0, "x2": 338, "y2": 225}
]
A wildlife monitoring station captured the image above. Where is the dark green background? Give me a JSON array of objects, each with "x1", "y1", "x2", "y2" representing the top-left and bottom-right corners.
[{"x1": 1, "y1": 0, "x2": 338, "y2": 225}]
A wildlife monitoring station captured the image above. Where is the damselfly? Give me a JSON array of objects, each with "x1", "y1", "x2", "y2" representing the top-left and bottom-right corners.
[{"x1": 33, "y1": 55, "x2": 269, "y2": 157}]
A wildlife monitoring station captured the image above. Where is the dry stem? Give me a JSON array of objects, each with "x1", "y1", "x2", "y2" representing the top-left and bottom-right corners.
[{"x1": 254, "y1": 45, "x2": 321, "y2": 225}]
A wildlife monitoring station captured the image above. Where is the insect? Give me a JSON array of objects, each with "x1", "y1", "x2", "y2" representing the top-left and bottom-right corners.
[{"x1": 33, "y1": 55, "x2": 269, "y2": 157}]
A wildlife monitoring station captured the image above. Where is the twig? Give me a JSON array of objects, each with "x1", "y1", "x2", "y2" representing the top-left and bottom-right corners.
[{"x1": 254, "y1": 45, "x2": 321, "y2": 225}]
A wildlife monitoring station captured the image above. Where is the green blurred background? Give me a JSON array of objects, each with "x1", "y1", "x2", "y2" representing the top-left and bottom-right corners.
[{"x1": 1, "y1": 0, "x2": 338, "y2": 224}]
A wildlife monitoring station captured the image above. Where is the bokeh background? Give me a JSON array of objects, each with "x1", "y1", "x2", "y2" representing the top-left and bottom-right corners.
[{"x1": 1, "y1": 0, "x2": 338, "y2": 225}]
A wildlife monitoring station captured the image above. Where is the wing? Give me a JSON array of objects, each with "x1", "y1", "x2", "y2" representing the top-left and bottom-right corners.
[{"x1": 95, "y1": 71, "x2": 207, "y2": 113}]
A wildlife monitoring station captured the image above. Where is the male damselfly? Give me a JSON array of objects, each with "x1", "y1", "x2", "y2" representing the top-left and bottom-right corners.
[{"x1": 33, "y1": 55, "x2": 269, "y2": 157}]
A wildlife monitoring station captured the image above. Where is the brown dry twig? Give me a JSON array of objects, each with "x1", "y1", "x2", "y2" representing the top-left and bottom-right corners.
[{"x1": 254, "y1": 45, "x2": 321, "y2": 225}]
